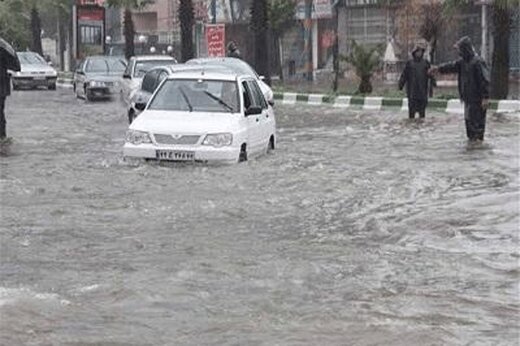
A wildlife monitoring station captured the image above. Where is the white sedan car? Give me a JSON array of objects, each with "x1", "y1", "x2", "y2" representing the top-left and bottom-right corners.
[{"x1": 123, "y1": 71, "x2": 276, "y2": 164}]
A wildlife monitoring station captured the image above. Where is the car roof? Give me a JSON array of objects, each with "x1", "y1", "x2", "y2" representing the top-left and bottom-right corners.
[
  {"x1": 165, "y1": 70, "x2": 245, "y2": 81},
  {"x1": 146, "y1": 64, "x2": 234, "y2": 75},
  {"x1": 187, "y1": 57, "x2": 259, "y2": 77},
  {"x1": 132, "y1": 55, "x2": 176, "y2": 61}
]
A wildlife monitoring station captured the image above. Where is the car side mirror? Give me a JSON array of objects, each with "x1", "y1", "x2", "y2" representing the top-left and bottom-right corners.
[
  {"x1": 268, "y1": 100, "x2": 275, "y2": 106},
  {"x1": 259, "y1": 76, "x2": 265, "y2": 81},
  {"x1": 135, "y1": 102, "x2": 146, "y2": 111},
  {"x1": 48, "y1": 61, "x2": 53, "y2": 67},
  {"x1": 76, "y1": 70, "x2": 84, "y2": 75},
  {"x1": 123, "y1": 74, "x2": 131, "y2": 79},
  {"x1": 245, "y1": 105, "x2": 262, "y2": 116}
]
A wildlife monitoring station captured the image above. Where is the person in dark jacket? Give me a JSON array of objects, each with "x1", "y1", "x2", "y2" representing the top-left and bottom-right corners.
[
  {"x1": 399, "y1": 42, "x2": 432, "y2": 119},
  {"x1": 227, "y1": 41, "x2": 242, "y2": 59},
  {"x1": 430, "y1": 36, "x2": 490, "y2": 142},
  {"x1": 0, "y1": 55, "x2": 13, "y2": 140}
]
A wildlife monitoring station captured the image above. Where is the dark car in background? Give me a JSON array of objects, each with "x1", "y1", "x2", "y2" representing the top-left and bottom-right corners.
[{"x1": 73, "y1": 56, "x2": 127, "y2": 101}]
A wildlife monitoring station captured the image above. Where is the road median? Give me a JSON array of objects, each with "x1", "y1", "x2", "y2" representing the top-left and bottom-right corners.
[{"x1": 273, "y1": 92, "x2": 520, "y2": 114}]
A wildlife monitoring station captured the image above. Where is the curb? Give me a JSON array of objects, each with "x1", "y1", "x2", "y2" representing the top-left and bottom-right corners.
[{"x1": 274, "y1": 92, "x2": 520, "y2": 114}]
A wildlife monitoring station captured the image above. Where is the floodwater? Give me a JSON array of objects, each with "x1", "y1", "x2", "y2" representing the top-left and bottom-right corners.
[{"x1": 1, "y1": 89, "x2": 519, "y2": 345}]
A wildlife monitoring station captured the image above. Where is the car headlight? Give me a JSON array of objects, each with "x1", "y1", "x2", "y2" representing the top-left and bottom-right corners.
[
  {"x1": 126, "y1": 130, "x2": 152, "y2": 145},
  {"x1": 89, "y1": 80, "x2": 106, "y2": 87},
  {"x1": 202, "y1": 133, "x2": 233, "y2": 147}
]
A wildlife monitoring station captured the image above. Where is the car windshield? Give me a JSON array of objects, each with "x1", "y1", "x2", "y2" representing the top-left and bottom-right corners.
[
  {"x1": 134, "y1": 60, "x2": 174, "y2": 77},
  {"x1": 86, "y1": 58, "x2": 126, "y2": 73},
  {"x1": 149, "y1": 79, "x2": 239, "y2": 113},
  {"x1": 18, "y1": 52, "x2": 47, "y2": 65}
]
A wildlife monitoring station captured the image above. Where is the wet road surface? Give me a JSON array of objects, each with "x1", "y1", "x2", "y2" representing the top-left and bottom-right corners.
[{"x1": 1, "y1": 88, "x2": 519, "y2": 345}]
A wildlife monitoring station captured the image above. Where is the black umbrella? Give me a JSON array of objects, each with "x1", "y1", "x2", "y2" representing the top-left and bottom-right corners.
[{"x1": 0, "y1": 37, "x2": 21, "y2": 72}]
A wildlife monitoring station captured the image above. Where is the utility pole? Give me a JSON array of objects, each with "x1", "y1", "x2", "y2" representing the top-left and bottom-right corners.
[
  {"x1": 304, "y1": 0, "x2": 313, "y2": 82},
  {"x1": 332, "y1": 0, "x2": 340, "y2": 92},
  {"x1": 481, "y1": 1, "x2": 488, "y2": 62}
]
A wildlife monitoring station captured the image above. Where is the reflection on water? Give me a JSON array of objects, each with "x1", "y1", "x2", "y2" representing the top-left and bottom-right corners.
[{"x1": 1, "y1": 90, "x2": 519, "y2": 345}]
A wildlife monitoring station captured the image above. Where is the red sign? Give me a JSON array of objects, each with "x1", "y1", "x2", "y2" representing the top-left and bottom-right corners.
[
  {"x1": 205, "y1": 24, "x2": 226, "y2": 57},
  {"x1": 77, "y1": 7, "x2": 104, "y2": 21}
]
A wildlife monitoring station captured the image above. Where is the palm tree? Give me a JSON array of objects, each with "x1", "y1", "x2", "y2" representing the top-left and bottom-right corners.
[
  {"x1": 179, "y1": 0, "x2": 194, "y2": 62},
  {"x1": 106, "y1": 0, "x2": 154, "y2": 60},
  {"x1": 250, "y1": 0, "x2": 271, "y2": 85},
  {"x1": 341, "y1": 41, "x2": 382, "y2": 94}
]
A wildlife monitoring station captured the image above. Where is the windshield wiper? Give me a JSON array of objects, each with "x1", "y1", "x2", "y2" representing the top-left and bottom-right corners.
[
  {"x1": 203, "y1": 91, "x2": 234, "y2": 112},
  {"x1": 179, "y1": 87, "x2": 193, "y2": 112}
]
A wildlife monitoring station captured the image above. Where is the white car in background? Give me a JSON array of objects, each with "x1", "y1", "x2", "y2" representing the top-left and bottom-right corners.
[
  {"x1": 186, "y1": 57, "x2": 274, "y2": 106},
  {"x1": 12, "y1": 51, "x2": 57, "y2": 90},
  {"x1": 124, "y1": 71, "x2": 276, "y2": 164},
  {"x1": 120, "y1": 55, "x2": 177, "y2": 108}
]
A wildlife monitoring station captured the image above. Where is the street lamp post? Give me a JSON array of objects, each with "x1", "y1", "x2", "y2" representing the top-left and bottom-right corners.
[{"x1": 138, "y1": 34, "x2": 146, "y2": 55}]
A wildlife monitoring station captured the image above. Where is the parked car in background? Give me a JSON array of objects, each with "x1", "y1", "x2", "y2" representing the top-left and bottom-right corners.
[
  {"x1": 73, "y1": 56, "x2": 127, "y2": 101},
  {"x1": 124, "y1": 70, "x2": 276, "y2": 164},
  {"x1": 121, "y1": 55, "x2": 177, "y2": 109},
  {"x1": 12, "y1": 51, "x2": 58, "y2": 90},
  {"x1": 127, "y1": 64, "x2": 234, "y2": 124},
  {"x1": 186, "y1": 57, "x2": 274, "y2": 106}
]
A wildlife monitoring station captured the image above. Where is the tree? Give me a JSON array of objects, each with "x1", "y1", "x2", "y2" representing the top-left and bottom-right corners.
[
  {"x1": 250, "y1": 0, "x2": 271, "y2": 85},
  {"x1": 0, "y1": 0, "x2": 30, "y2": 49},
  {"x1": 341, "y1": 40, "x2": 382, "y2": 94},
  {"x1": 106, "y1": 0, "x2": 154, "y2": 60},
  {"x1": 179, "y1": 0, "x2": 194, "y2": 62},
  {"x1": 268, "y1": 0, "x2": 296, "y2": 81},
  {"x1": 30, "y1": 5, "x2": 43, "y2": 55},
  {"x1": 489, "y1": 0, "x2": 515, "y2": 99}
]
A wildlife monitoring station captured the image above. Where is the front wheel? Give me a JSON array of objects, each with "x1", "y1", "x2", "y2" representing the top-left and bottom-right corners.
[
  {"x1": 238, "y1": 144, "x2": 248, "y2": 162},
  {"x1": 128, "y1": 109, "x2": 135, "y2": 124},
  {"x1": 267, "y1": 136, "x2": 275, "y2": 152},
  {"x1": 48, "y1": 83, "x2": 56, "y2": 90}
]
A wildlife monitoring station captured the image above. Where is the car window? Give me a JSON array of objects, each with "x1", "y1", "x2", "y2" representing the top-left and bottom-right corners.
[
  {"x1": 149, "y1": 79, "x2": 239, "y2": 113},
  {"x1": 142, "y1": 70, "x2": 159, "y2": 93},
  {"x1": 154, "y1": 71, "x2": 169, "y2": 90},
  {"x1": 18, "y1": 52, "x2": 47, "y2": 65},
  {"x1": 86, "y1": 58, "x2": 126, "y2": 73},
  {"x1": 247, "y1": 80, "x2": 267, "y2": 109},
  {"x1": 241, "y1": 81, "x2": 252, "y2": 110},
  {"x1": 133, "y1": 60, "x2": 175, "y2": 78}
]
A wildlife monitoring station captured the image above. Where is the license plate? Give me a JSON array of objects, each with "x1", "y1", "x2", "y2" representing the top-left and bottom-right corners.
[
  {"x1": 156, "y1": 150, "x2": 194, "y2": 161},
  {"x1": 33, "y1": 77, "x2": 46, "y2": 81}
]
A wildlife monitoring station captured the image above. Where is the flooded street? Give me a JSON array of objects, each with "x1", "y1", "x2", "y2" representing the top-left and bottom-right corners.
[{"x1": 1, "y1": 88, "x2": 519, "y2": 345}]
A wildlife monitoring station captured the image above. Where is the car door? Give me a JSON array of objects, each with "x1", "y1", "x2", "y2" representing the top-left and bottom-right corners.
[
  {"x1": 247, "y1": 79, "x2": 272, "y2": 149},
  {"x1": 240, "y1": 79, "x2": 264, "y2": 155},
  {"x1": 132, "y1": 69, "x2": 158, "y2": 112}
]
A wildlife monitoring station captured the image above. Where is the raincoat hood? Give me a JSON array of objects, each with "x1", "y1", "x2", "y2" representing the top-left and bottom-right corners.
[
  {"x1": 455, "y1": 36, "x2": 475, "y2": 61},
  {"x1": 411, "y1": 41, "x2": 427, "y2": 60}
]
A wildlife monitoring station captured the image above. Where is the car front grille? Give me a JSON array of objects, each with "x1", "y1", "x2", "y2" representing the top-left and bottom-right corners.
[{"x1": 153, "y1": 134, "x2": 201, "y2": 145}]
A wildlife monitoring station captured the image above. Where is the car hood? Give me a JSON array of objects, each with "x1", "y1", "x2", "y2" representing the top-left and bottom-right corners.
[
  {"x1": 130, "y1": 110, "x2": 241, "y2": 134},
  {"x1": 20, "y1": 64, "x2": 56, "y2": 73},
  {"x1": 85, "y1": 73, "x2": 122, "y2": 82}
]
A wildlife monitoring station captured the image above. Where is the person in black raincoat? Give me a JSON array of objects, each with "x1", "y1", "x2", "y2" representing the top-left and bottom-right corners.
[
  {"x1": 227, "y1": 41, "x2": 242, "y2": 59},
  {"x1": 1, "y1": 56, "x2": 14, "y2": 140},
  {"x1": 431, "y1": 36, "x2": 490, "y2": 142},
  {"x1": 399, "y1": 41, "x2": 432, "y2": 119}
]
